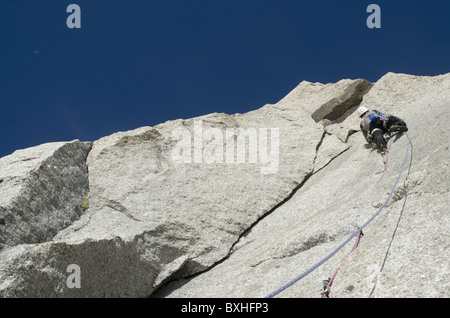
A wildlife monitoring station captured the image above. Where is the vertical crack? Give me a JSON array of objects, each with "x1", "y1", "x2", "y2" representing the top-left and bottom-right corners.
[{"x1": 313, "y1": 129, "x2": 328, "y2": 166}]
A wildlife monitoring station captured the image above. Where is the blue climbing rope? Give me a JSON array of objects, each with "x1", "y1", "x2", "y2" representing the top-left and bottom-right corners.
[{"x1": 265, "y1": 133, "x2": 412, "y2": 298}]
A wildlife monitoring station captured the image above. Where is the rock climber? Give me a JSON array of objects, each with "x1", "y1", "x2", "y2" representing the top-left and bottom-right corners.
[{"x1": 357, "y1": 106, "x2": 408, "y2": 152}]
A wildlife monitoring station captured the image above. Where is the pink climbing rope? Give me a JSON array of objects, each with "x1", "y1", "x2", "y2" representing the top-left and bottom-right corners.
[
  {"x1": 321, "y1": 134, "x2": 395, "y2": 297},
  {"x1": 266, "y1": 133, "x2": 412, "y2": 299},
  {"x1": 322, "y1": 135, "x2": 392, "y2": 297},
  {"x1": 322, "y1": 231, "x2": 362, "y2": 298}
]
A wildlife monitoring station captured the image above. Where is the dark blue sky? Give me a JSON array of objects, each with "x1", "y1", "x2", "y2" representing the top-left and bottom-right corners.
[{"x1": 1, "y1": 0, "x2": 449, "y2": 157}]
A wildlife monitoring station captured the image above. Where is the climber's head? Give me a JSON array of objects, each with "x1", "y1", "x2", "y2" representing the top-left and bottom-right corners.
[{"x1": 357, "y1": 106, "x2": 369, "y2": 118}]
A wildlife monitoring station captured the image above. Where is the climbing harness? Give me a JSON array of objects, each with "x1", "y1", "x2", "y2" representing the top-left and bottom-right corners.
[{"x1": 264, "y1": 133, "x2": 412, "y2": 298}]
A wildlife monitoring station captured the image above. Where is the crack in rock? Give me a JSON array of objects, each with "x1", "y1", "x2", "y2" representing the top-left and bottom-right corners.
[{"x1": 156, "y1": 128, "x2": 353, "y2": 293}]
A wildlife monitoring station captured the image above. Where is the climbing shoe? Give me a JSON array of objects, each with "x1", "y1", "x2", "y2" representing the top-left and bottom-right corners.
[
  {"x1": 388, "y1": 120, "x2": 408, "y2": 133},
  {"x1": 388, "y1": 125, "x2": 408, "y2": 133}
]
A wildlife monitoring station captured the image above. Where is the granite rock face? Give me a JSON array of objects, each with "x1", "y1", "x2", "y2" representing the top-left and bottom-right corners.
[
  {"x1": 0, "y1": 72, "x2": 448, "y2": 298},
  {"x1": 156, "y1": 72, "x2": 450, "y2": 298},
  {"x1": 0, "y1": 141, "x2": 92, "y2": 251}
]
